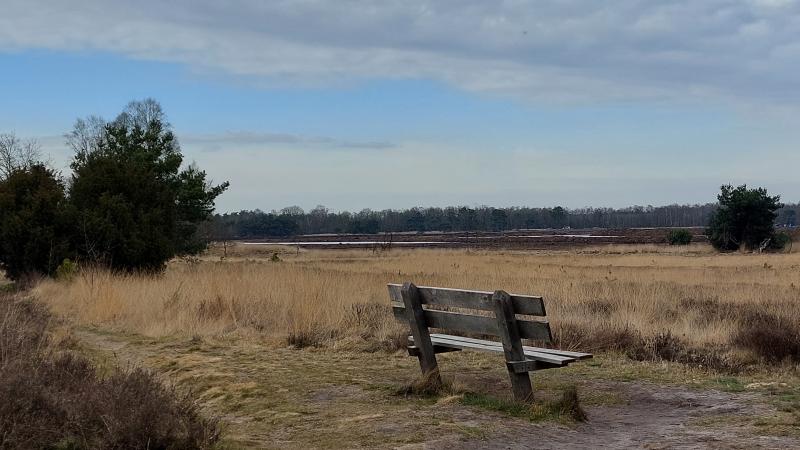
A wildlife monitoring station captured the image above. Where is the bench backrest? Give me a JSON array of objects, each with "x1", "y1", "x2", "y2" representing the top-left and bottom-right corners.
[{"x1": 388, "y1": 283, "x2": 552, "y2": 342}]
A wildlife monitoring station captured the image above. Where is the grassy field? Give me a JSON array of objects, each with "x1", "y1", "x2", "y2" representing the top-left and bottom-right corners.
[
  {"x1": 18, "y1": 243, "x2": 800, "y2": 447},
  {"x1": 36, "y1": 243, "x2": 800, "y2": 371}
]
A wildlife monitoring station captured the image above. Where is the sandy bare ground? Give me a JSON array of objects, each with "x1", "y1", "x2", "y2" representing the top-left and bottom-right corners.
[
  {"x1": 74, "y1": 328, "x2": 800, "y2": 449},
  {"x1": 431, "y1": 382, "x2": 793, "y2": 449}
]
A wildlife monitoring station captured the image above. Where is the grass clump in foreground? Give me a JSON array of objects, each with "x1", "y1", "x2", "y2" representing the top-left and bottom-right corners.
[
  {"x1": 396, "y1": 371, "x2": 587, "y2": 424},
  {"x1": 0, "y1": 296, "x2": 220, "y2": 450},
  {"x1": 461, "y1": 385, "x2": 587, "y2": 423},
  {"x1": 394, "y1": 370, "x2": 457, "y2": 398}
]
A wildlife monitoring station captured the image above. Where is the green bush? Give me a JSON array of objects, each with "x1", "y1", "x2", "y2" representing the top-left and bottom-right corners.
[
  {"x1": 768, "y1": 231, "x2": 792, "y2": 251},
  {"x1": 666, "y1": 229, "x2": 692, "y2": 245},
  {"x1": 55, "y1": 259, "x2": 77, "y2": 281}
]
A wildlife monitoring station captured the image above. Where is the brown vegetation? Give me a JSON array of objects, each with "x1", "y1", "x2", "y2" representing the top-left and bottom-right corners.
[
  {"x1": 34, "y1": 243, "x2": 800, "y2": 372},
  {"x1": 0, "y1": 295, "x2": 219, "y2": 449}
]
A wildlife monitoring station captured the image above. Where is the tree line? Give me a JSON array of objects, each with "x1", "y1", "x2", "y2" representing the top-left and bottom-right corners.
[{"x1": 209, "y1": 202, "x2": 799, "y2": 238}]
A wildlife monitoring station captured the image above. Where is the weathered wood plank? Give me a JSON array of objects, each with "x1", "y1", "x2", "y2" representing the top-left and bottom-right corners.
[
  {"x1": 425, "y1": 310, "x2": 499, "y2": 335},
  {"x1": 388, "y1": 283, "x2": 546, "y2": 316},
  {"x1": 429, "y1": 334, "x2": 590, "y2": 360},
  {"x1": 412, "y1": 335, "x2": 501, "y2": 352},
  {"x1": 401, "y1": 283, "x2": 439, "y2": 377},
  {"x1": 407, "y1": 345, "x2": 462, "y2": 357},
  {"x1": 392, "y1": 305, "x2": 551, "y2": 341},
  {"x1": 429, "y1": 335, "x2": 572, "y2": 364},
  {"x1": 517, "y1": 320, "x2": 553, "y2": 342},
  {"x1": 410, "y1": 334, "x2": 574, "y2": 365},
  {"x1": 507, "y1": 360, "x2": 539, "y2": 373},
  {"x1": 431, "y1": 333, "x2": 580, "y2": 364},
  {"x1": 492, "y1": 290, "x2": 533, "y2": 402},
  {"x1": 393, "y1": 306, "x2": 497, "y2": 335},
  {"x1": 526, "y1": 347, "x2": 592, "y2": 360},
  {"x1": 507, "y1": 360, "x2": 565, "y2": 372}
]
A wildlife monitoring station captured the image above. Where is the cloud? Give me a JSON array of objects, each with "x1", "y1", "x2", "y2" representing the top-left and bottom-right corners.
[
  {"x1": 25, "y1": 130, "x2": 397, "y2": 176},
  {"x1": 180, "y1": 131, "x2": 397, "y2": 152},
  {"x1": 3, "y1": 1, "x2": 800, "y2": 106}
]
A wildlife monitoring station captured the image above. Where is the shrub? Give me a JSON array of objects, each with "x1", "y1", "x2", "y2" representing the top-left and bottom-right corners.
[
  {"x1": 55, "y1": 258, "x2": 77, "y2": 281},
  {"x1": 666, "y1": 229, "x2": 692, "y2": 245},
  {"x1": 625, "y1": 331, "x2": 734, "y2": 371},
  {"x1": 626, "y1": 331, "x2": 684, "y2": 361},
  {"x1": 0, "y1": 165, "x2": 73, "y2": 280},
  {"x1": 731, "y1": 310, "x2": 800, "y2": 363},
  {"x1": 0, "y1": 297, "x2": 220, "y2": 449},
  {"x1": 768, "y1": 231, "x2": 792, "y2": 251},
  {"x1": 552, "y1": 322, "x2": 638, "y2": 352}
]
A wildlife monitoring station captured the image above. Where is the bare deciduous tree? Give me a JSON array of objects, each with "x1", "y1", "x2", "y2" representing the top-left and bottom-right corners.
[
  {"x1": 64, "y1": 115, "x2": 106, "y2": 162},
  {"x1": 114, "y1": 98, "x2": 169, "y2": 131},
  {"x1": 66, "y1": 99, "x2": 175, "y2": 166},
  {"x1": 0, "y1": 132, "x2": 41, "y2": 180}
]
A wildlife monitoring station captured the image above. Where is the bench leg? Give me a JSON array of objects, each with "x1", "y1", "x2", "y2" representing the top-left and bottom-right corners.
[
  {"x1": 506, "y1": 364, "x2": 533, "y2": 402},
  {"x1": 493, "y1": 290, "x2": 534, "y2": 402},
  {"x1": 401, "y1": 282, "x2": 440, "y2": 382}
]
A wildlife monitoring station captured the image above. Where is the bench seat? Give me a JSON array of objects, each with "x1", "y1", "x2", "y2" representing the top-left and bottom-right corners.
[{"x1": 409, "y1": 334, "x2": 592, "y2": 366}]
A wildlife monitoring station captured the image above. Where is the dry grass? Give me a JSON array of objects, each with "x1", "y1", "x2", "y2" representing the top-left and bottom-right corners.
[{"x1": 34, "y1": 243, "x2": 800, "y2": 370}]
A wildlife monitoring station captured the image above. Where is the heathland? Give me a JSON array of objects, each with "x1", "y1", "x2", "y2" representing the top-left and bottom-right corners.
[{"x1": 13, "y1": 242, "x2": 800, "y2": 448}]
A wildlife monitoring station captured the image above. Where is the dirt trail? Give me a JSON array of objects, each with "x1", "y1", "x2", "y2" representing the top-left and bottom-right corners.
[
  {"x1": 74, "y1": 328, "x2": 799, "y2": 449},
  {"x1": 433, "y1": 383, "x2": 791, "y2": 449}
]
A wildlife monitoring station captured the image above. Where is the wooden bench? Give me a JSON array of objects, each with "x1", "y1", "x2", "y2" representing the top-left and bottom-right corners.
[{"x1": 388, "y1": 282, "x2": 592, "y2": 401}]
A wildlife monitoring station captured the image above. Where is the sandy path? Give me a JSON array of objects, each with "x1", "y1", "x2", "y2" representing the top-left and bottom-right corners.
[{"x1": 432, "y1": 382, "x2": 793, "y2": 449}]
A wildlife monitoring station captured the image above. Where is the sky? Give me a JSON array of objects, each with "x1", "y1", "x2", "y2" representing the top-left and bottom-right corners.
[{"x1": 1, "y1": 0, "x2": 799, "y2": 213}]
